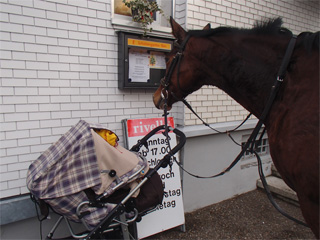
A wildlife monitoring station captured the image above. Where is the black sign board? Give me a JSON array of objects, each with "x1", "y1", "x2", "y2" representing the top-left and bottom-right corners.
[{"x1": 118, "y1": 32, "x2": 173, "y2": 89}]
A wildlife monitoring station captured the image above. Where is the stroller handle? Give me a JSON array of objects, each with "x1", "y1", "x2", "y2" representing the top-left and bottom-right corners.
[
  {"x1": 130, "y1": 125, "x2": 186, "y2": 156},
  {"x1": 169, "y1": 127, "x2": 186, "y2": 156},
  {"x1": 86, "y1": 126, "x2": 186, "y2": 240}
]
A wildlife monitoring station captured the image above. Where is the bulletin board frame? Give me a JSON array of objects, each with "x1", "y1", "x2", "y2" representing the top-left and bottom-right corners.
[{"x1": 118, "y1": 32, "x2": 173, "y2": 89}]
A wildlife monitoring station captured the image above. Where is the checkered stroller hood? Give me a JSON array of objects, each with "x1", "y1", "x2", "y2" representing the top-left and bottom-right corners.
[{"x1": 27, "y1": 120, "x2": 149, "y2": 228}]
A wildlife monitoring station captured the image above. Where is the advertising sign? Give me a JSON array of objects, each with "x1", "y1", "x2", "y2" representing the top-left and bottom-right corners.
[{"x1": 122, "y1": 117, "x2": 185, "y2": 239}]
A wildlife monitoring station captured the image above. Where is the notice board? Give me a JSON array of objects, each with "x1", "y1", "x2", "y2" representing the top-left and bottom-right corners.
[
  {"x1": 118, "y1": 32, "x2": 173, "y2": 89},
  {"x1": 122, "y1": 117, "x2": 185, "y2": 239}
]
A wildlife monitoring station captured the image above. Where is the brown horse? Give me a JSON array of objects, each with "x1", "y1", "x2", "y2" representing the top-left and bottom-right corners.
[{"x1": 153, "y1": 17, "x2": 319, "y2": 237}]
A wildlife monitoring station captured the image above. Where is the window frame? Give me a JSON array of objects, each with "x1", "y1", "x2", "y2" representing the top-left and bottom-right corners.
[
  {"x1": 241, "y1": 133, "x2": 270, "y2": 159},
  {"x1": 111, "y1": 0, "x2": 175, "y2": 37}
]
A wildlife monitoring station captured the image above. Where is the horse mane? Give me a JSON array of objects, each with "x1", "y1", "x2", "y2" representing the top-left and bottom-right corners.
[
  {"x1": 252, "y1": 18, "x2": 291, "y2": 35},
  {"x1": 297, "y1": 31, "x2": 319, "y2": 51},
  {"x1": 187, "y1": 17, "x2": 319, "y2": 51},
  {"x1": 188, "y1": 17, "x2": 292, "y2": 37}
]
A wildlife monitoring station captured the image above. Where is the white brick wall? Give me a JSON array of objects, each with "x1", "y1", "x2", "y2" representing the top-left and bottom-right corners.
[
  {"x1": 185, "y1": 0, "x2": 319, "y2": 126},
  {"x1": 0, "y1": 0, "x2": 182, "y2": 199},
  {"x1": 0, "y1": 0, "x2": 319, "y2": 199}
]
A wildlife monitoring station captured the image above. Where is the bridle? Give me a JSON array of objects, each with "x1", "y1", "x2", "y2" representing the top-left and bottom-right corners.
[
  {"x1": 161, "y1": 31, "x2": 297, "y2": 171},
  {"x1": 160, "y1": 34, "x2": 191, "y2": 102},
  {"x1": 160, "y1": 32, "x2": 307, "y2": 226},
  {"x1": 160, "y1": 33, "x2": 252, "y2": 144}
]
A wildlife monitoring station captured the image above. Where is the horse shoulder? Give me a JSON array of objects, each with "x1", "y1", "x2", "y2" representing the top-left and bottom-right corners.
[{"x1": 266, "y1": 48, "x2": 319, "y2": 189}]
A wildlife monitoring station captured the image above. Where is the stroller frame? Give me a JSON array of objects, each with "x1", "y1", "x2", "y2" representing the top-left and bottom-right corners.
[
  {"x1": 46, "y1": 210, "x2": 138, "y2": 239},
  {"x1": 34, "y1": 125, "x2": 186, "y2": 240}
]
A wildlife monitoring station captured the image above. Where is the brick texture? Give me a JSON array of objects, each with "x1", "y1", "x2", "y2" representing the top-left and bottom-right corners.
[
  {"x1": 0, "y1": 0, "x2": 183, "y2": 198},
  {"x1": 0, "y1": 0, "x2": 319, "y2": 198},
  {"x1": 185, "y1": 0, "x2": 319, "y2": 126}
]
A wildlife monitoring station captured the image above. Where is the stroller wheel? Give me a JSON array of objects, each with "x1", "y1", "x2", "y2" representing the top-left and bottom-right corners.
[{"x1": 101, "y1": 221, "x2": 138, "y2": 240}]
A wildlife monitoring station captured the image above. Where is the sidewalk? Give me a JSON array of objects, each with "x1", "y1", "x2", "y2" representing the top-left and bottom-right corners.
[{"x1": 147, "y1": 189, "x2": 314, "y2": 239}]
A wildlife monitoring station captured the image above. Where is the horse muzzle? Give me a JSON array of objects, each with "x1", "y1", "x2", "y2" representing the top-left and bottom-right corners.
[{"x1": 153, "y1": 88, "x2": 172, "y2": 111}]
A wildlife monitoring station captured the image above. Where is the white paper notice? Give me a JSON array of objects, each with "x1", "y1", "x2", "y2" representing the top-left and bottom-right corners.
[{"x1": 129, "y1": 49, "x2": 150, "y2": 83}]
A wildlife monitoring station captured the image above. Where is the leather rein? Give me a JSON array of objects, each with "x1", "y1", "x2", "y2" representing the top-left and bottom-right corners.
[{"x1": 160, "y1": 32, "x2": 307, "y2": 226}]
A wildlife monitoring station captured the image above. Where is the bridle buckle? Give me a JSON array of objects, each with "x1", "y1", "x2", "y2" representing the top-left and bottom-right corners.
[{"x1": 160, "y1": 77, "x2": 169, "y2": 87}]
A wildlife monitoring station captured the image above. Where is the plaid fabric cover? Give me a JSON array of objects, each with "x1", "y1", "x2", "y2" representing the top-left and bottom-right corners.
[{"x1": 27, "y1": 120, "x2": 146, "y2": 229}]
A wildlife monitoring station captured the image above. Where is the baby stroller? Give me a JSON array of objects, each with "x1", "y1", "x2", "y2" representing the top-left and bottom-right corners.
[{"x1": 27, "y1": 120, "x2": 185, "y2": 239}]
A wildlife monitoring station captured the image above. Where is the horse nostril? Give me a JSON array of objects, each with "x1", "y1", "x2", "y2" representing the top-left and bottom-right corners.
[{"x1": 152, "y1": 94, "x2": 161, "y2": 108}]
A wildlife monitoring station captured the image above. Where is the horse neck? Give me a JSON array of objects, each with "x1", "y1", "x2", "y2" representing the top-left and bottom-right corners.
[{"x1": 199, "y1": 34, "x2": 290, "y2": 119}]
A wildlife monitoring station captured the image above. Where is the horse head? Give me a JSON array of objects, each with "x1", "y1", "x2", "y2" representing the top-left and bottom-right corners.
[
  {"x1": 153, "y1": 17, "x2": 320, "y2": 238},
  {"x1": 153, "y1": 17, "x2": 211, "y2": 110}
]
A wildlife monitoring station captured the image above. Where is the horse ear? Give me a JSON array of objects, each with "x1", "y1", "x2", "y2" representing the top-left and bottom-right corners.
[
  {"x1": 203, "y1": 23, "x2": 211, "y2": 30},
  {"x1": 170, "y1": 16, "x2": 187, "y2": 42}
]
